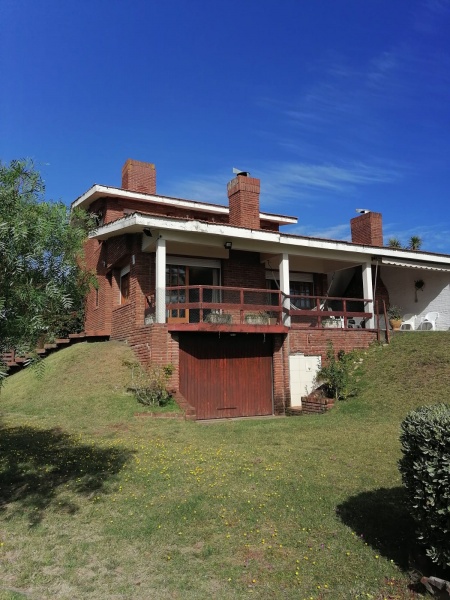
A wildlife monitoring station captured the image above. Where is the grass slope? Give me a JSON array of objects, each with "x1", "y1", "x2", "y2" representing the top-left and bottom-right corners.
[{"x1": 0, "y1": 334, "x2": 449, "y2": 599}]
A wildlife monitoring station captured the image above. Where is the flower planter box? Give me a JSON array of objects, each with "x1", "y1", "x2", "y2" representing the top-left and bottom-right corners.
[
  {"x1": 245, "y1": 314, "x2": 270, "y2": 325},
  {"x1": 205, "y1": 312, "x2": 232, "y2": 324}
]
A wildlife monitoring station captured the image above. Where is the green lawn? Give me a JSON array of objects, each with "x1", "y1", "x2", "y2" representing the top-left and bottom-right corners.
[{"x1": 1, "y1": 335, "x2": 449, "y2": 599}]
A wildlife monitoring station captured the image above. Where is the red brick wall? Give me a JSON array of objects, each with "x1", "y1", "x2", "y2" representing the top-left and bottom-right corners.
[
  {"x1": 84, "y1": 233, "x2": 152, "y2": 336},
  {"x1": 273, "y1": 334, "x2": 289, "y2": 414},
  {"x1": 222, "y1": 250, "x2": 266, "y2": 289},
  {"x1": 227, "y1": 175, "x2": 261, "y2": 229},
  {"x1": 350, "y1": 212, "x2": 383, "y2": 246},
  {"x1": 122, "y1": 159, "x2": 156, "y2": 195},
  {"x1": 261, "y1": 220, "x2": 279, "y2": 232},
  {"x1": 111, "y1": 303, "x2": 133, "y2": 340},
  {"x1": 84, "y1": 238, "x2": 113, "y2": 334},
  {"x1": 287, "y1": 329, "x2": 377, "y2": 361},
  {"x1": 104, "y1": 200, "x2": 123, "y2": 224}
]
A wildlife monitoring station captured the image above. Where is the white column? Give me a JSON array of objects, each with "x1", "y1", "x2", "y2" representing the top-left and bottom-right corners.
[
  {"x1": 362, "y1": 261, "x2": 374, "y2": 328},
  {"x1": 155, "y1": 237, "x2": 166, "y2": 323},
  {"x1": 279, "y1": 253, "x2": 291, "y2": 326}
]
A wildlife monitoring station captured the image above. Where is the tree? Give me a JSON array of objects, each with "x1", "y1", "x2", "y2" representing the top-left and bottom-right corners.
[
  {"x1": 407, "y1": 235, "x2": 422, "y2": 251},
  {"x1": 0, "y1": 159, "x2": 95, "y2": 355},
  {"x1": 388, "y1": 237, "x2": 402, "y2": 248}
]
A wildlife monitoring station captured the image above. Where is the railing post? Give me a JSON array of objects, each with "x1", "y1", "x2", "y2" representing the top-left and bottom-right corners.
[
  {"x1": 240, "y1": 288, "x2": 244, "y2": 323},
  {"x1": 317, "y1": 297, "x2": 323, "y2": 327}
]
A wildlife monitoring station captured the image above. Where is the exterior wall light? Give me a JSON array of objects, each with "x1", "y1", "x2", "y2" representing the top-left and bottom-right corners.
[{"x1": 224, "y1": 241, "x2": 232, "y2": 250}]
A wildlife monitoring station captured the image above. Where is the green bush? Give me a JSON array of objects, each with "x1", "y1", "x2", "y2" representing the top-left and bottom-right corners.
[
  {"x1": 316, "y1": 341, "x2": 356, "y2": 400},
  {"x1": 125, "y1": 360, "x2": 174, "y2": 407},
  {"x1": 399, "y1": 403, "x2": 450, "y2": 567}
]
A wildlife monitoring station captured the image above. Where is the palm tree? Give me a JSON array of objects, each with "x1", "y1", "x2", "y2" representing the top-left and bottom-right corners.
[
  {"x1": 388, "y1": 237, "x2": 402, "y2": 248},
  {"x1": 408, "y1": 235, "x2": 422, "y2": 251}
]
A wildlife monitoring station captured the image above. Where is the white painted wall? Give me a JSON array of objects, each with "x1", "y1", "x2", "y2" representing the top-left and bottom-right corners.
[
  {"x1": 289, "y1": 354, "x2": 322, "y2": 407},
  {"x1": 381, "y1": 266, "x2": 450, "y2": 330}
]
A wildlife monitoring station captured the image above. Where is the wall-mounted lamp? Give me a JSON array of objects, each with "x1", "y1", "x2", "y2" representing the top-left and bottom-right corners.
[
  {"x1": 143, "y1": 228, "x2": 153, "y2": 237},
  {"x1": 224, "y1": 241, "x2": 232, "y2": 250}
]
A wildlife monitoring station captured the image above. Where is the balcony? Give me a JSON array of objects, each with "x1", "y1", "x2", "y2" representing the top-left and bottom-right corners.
[{"x1": 154, "y1": 286, "x2": 374, "y2": 333}]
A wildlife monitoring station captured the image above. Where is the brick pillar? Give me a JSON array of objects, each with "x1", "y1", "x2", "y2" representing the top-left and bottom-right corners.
[
  {"x1": 227, "y1": 174, "x2": 260, "y2": 229},
  {"x1": 350, "y1": 212, "x2": 383, "y2": 246},
  {"x1": 122, "y1": 159, "x2": 156, "y2": 195}
]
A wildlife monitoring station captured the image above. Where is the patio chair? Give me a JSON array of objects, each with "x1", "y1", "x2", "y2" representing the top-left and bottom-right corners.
[
  {"x1": 347, "y1": 317, "x2": 366, "y2": 329},
  {"x1": 400, "y1": 314, "x2": 417, "y2": 331},
  {"x1": 417, "y1": 312, "x2": 439, "y2": 331}
]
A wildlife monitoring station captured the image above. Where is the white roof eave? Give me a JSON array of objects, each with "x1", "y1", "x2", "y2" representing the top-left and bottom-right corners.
[
  {"x1": 89, "y1": 213, "x2": 450, "y2": 267},
  {"x1": 72, "y1": 185, "x2": 297, "y2": 225}
]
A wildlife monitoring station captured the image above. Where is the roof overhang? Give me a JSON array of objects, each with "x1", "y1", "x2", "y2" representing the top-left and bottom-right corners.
[
  {"x1": 379, "y1": 258, "x2": 450, "y2": 272},
  {"x1": 72, "y1": 184, "x2": 297, "y2": 226},
  {"x1": 89, "y1": 212, "x2": 450, "y2": 273}
]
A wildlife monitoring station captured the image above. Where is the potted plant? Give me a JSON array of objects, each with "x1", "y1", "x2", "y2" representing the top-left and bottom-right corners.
[
  {"x1": 205, "y1": 311, "x2": 232, "y2": 324},
  {"x1": 414, "y1": 279, "x2": 425, "y2": 303},
  {"x1": 387, "y1": 305, "x2": 402, "y2": 330},
  {"x1": 245, "y1": 311, "x2": 270, "y2": 325}
]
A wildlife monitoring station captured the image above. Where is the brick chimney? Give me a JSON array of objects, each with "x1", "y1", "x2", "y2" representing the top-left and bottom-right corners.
[
  {"x1": 121, "y1": 159, "x2": 156, "y2": 195},
  {"x1": 350, "y1": 211, "x2": 383, "y2": 246},
  {"x1": 227, "y1": 173, "x2": 260, "y2": 229}
]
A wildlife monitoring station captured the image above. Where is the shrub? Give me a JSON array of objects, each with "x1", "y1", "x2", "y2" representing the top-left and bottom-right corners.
[
  {"x1": 399, "y1": 403, "x2": 450, "y2": 567},
  {"x1": 316, "y1": 341, "x2": 356, "y2": 401},
  {"x1": 125, "y1": 360, "x2": 174, "y2": 407}
]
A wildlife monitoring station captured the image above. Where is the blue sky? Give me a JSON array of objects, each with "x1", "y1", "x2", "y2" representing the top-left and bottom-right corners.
[{"x1": 1, "y1": 0, "x2": 450, "y2": 253}]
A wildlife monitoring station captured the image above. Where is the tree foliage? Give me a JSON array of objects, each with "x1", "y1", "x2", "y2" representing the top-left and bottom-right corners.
[
  {"x1": 387, "y1": 235, "x2": 423, "y2": 251},
  {"x1": 399, "y1": 403, "x2": 450, "y2": 567},
  {"x1": 0, "y1": 159, "x2": 95, "y2": 354}
]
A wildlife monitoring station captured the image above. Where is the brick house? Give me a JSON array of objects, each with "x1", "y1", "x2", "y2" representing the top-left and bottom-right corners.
[{"x1": 73, "y1": 159, "x2": 450, "y2": 419}]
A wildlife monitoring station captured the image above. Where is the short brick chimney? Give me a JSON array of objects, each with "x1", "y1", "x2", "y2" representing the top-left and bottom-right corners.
[
  {"x1": 227, "y1": 173, "x2": 260, "y2": 229},
  {"x1": 121, "y1": 159, "x2": 156, "y2": 195},
  {"x1": 350, "y1": 211, "x2": 383, "y2": 246}
]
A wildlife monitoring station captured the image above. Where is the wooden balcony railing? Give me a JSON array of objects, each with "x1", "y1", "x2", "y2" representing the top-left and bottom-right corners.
[
  {"x1": 165, "y1": 285, "x2": 284, "y2": 325},
  {"x1": 287, "y1": 294, "x2": 373, "y2": 328},
  {"x1": 160, "y1": 286, "x2": 374, "y2": 329}
]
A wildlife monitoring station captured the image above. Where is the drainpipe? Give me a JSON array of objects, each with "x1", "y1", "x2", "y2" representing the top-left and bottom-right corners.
[
  {"x1": 362, "y1": 261, "x2": 374, "y2": 328},
  {"x1": 279, "y1": 253, "x2": 291, "y2": 327},
  {"x1": 155, "y1": 237, "x2": 166, "y2": 323}
]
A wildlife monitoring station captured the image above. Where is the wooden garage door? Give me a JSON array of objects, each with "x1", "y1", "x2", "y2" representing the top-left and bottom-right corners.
[{"x1": 179, "y1": 333, "x2": 273, "y2": 419}]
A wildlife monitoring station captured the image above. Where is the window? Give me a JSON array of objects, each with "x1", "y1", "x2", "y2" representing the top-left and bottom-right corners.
[
  {"x1": 289, "y1": 281, "x2": 313, "y2": 309},
  {"x1": 120, "y1": 265, "x2": 130, "y2": 304},
  {"x1": 266, "y1": 271, "x2": 314, "y2": 309}
]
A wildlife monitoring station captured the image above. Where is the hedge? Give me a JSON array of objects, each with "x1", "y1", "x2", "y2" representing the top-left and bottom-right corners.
[{"x1": 399, "y1": 403, "x2": 450, "y2": 567}]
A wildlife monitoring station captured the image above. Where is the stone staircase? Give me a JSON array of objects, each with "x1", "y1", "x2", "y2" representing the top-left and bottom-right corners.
[{"x1": 1, "y1": 331, "x2": 110, "y2": 375}]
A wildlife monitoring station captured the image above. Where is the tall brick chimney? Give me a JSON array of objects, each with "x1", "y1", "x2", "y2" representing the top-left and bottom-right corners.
[
  {"x1": 227, "y1": 173, "x2": 260, "y2": 229},
  {"x1": 350, "y1": 211, "x2": 383, "y2": 246},
  {"x1": 121, "y1": 159, "x2": 156, "y2": 195}
]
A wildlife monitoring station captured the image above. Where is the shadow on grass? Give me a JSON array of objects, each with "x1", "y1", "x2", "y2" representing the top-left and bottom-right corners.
[
  {"x1": 336, "y1": 486, "x2": 418, "y2": 570},
  {"x1": 0, "y1": 424, "x2": 133, "y2": 524}
]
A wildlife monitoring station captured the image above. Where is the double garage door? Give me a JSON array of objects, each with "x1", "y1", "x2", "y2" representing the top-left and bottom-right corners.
[{"x1": 179, "y1": 333, "x2": 273, "y2": 420}]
